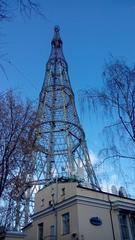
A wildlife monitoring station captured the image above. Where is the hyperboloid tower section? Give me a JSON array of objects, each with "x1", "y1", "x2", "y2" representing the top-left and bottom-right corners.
[
  {"x1": 1, "y1": 26, "x2": 100, "y2": 231},
  {"x1": 36, "y1": 26, "x2": 100, "y2": 190}
]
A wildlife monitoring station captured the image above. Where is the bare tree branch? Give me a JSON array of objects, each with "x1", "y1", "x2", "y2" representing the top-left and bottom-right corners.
[
  {"x1": 80, "y1": 58, "x2": 135, "y2": 173},
  {"x1": 0, "y1": 90, "x2": 39, "y2": 228},
  {"x1": 0, "y1": 0, "x2": 44, "y2": 21}
]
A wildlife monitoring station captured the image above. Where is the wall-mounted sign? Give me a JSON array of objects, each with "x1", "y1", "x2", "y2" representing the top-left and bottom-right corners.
[{"x1": 90, "y1": 217, "x2": 102, "y2": 226}]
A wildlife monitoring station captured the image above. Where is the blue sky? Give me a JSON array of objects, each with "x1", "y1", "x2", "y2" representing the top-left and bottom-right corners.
[{"x1": 1, "y1": 0, "x2": 135, "y2": 191}]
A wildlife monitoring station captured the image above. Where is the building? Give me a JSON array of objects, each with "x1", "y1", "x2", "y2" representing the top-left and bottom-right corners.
[
  {"x1": 0, "y1": 227, "x2": 25, "y2": 240},
  {"x1": 23, "y1": 178, "x2": 135, "y2": 240}
]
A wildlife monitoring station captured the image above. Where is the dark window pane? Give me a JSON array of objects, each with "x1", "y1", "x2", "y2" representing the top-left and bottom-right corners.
[
  {"x1": 38, "y1": 223, "x2": 43, "y2": 240},
  {"x1": 62, "y1": 212, "x2": 70, "y2": 235},
  {"x1": 119, "y1": 214, "x2": 130, "y2": 240},
  {"x1": 130, "y1": 216, "x2": 135, "y2": 240}
]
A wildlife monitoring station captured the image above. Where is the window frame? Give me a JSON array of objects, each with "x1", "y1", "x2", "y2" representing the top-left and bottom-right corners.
[
  {"x1": 50, "y1": 225, "x2": 55, "y2": 240},
  {"x1": 119, "y1": 213, "x2": 130, "y2": 240},
  {"x1": 130, "y1": 215, "x2": 135, "y2": 240},
  {"x1": 62, "y1": 212, "x2": 70, "y2": 235},
  {"x1": 37, "y1": 222, "x2": 44, "y2": 240}
]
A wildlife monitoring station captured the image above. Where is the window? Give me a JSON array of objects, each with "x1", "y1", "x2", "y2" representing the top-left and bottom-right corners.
[
  {"x1": 41, "y1": 198, "x2": 44, "y2": 207},
  {"x1": 119, "y1": 214, "x2": 130, "y2": 240},
  {"x1": 130, "y1": 215, "x2": 135, "y2": 240},
  {"x1": 49, "y1": 200, "x2": 52, "y2": 207},
  {"x1": 38, "y1": 223, "x2": 43, "y2": 240},
  {"x1": 50, "y1": 225, "x2": 55, "y2": 240},
  {"x1": 61, "y1": 188, "x2": 65, "y2": 196},
  {"x1": 62, "y1": 212, "x2": 70, "y2": 235}
]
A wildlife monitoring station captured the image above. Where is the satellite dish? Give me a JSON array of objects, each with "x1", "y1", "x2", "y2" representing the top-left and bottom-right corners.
[
  {"x1": 111, "y1": 185, "x2": 118, "y2": 195},
  {"x1": 119, "y1": 186, "x2": 128, "y2": 197}
]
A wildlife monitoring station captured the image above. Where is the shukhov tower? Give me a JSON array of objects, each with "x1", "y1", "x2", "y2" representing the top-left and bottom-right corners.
[
  {"x1": 35, "y1": 26, "x2": 100, "y2": 190},
  {"x1": 1, "y1": 27, "x2": 100, "y2": 231},
  {"x1": 1, "y1": 26, "x2": 100, "y2": 231}
]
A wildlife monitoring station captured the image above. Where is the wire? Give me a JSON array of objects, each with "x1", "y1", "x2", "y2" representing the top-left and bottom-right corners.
[{"x1": 7, "y1": 59, "x2": 38, "y2": 92}]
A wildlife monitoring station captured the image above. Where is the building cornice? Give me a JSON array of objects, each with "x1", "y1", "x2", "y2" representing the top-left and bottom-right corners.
[
  {"x1": 32, "y1": 194, "x2": 111, "y2": 220},
  {"x1": 112, "y1": 200, "x2": 135, "y2": 212}
]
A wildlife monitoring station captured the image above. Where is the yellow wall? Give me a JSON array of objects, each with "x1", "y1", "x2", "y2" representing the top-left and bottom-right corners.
[
  {"x1": 23, "y1": 181, "x2": 135, "y2": 240},
  {"x1": 23, "y1": 225, "x2": 34, "y2": 240},
  {"x1": 35, "y1": 181, "x2": 78, "y2": 213},
  {"x1": 77, "y1": 203, "x2": 115, "y2": 240}
]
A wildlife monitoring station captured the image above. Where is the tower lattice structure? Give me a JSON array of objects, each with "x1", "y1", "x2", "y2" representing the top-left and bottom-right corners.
[
  {"x1": 34, "y1": 26, "x2": 100, "y2": 189},
  {"x1": 3, "y1": 26, "x2": 100, "y2": 230}
]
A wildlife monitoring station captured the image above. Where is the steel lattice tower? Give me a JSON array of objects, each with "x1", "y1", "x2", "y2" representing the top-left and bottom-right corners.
[
  {"x1": 35, "y1": 26, "x2": 100, "y2": 190},
  {"x1": 4, "y1": 27, "x2": 100, "y2": 231}
]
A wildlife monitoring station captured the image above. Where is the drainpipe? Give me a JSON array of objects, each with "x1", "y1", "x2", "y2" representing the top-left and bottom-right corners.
[
  {"x1": 55, "y1": 208, "x2": 58, "y2": 240},
  {"x1": 107, "y1": 193, "x2": 116, "y2": 240},
  {"x1": 52, "y1": 178, "x2": 58, "y2": 240}
]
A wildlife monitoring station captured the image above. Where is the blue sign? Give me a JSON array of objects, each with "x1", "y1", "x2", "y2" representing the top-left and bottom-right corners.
[{"x1": 90, "y1": 217, "x2": 102, "y2": 226}]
